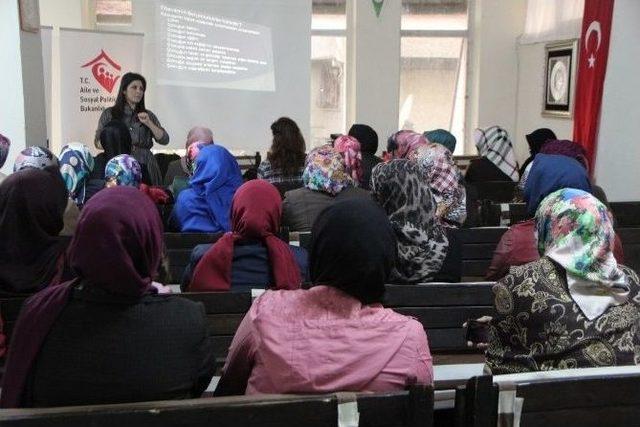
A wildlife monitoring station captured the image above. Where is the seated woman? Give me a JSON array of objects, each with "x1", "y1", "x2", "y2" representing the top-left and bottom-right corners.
[
  {"x1": 105, "y1": 154, "x2": 171, "y2": 204},
  {"x1": 370, "y1": 160, "x2": 450, "y2": 283},
  {"x1": 214, "y1": 198, "x2": 432, "y2": 395},
  {"x1": 59, "y1": 143, "x2": 94, "y2": 208},
  {"x1": 13, "y1": 146, "x2": 58, "y2": 172},
  {"x1": 172, "y1": 144, "x2": 243, "y2": 232},
  {"x1": 0, "y1": 133, "x2": 10, "y2": 183},
  {"x1": 485, "y1": 154, "x2": 623, "y2": 281},
  {"x1": 0, "y1": 187, "x2": 215, "y2": 408},
  {"x1": 0, "y1": 167, "x2": 68, "y2": 294},
  {"x1": 282, "y1": 144, "x2": 370, "y2": 232},
  {"x1": 348, "y1": 123, "x2": 381, "y2": 190},
  {"x1": 424, "y1": 129, "x2": 457, "y2": 153},
  {"x1": 183, "y1": 180, "x2": 308, "y2": 291},
  {"x1": 465, "y1": 126, "x2": 519, "y2": 183},
  {"x1": 414, "y1": 142, "x2": 467, "y2": 227},
  {"x1": 519, "y1": 128, "x2": 556, "y2": 177},
  {"x1": 485, "y1": 188, "x2": 640, "y2": 374},
  {"x1": 257, "y1": 117, "x2": 306, "y2": 190},
  {"x1": 386, "y1": 130, "x2": 428, "y2": 161}
]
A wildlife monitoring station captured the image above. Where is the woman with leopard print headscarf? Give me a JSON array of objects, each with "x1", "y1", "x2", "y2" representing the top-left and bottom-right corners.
[
  {"x1": 370, "y1": 159, "x2": 449, "y2": 283},
  {"x1": 485, "y1": 189, "x2": 640, "y2": 374}
]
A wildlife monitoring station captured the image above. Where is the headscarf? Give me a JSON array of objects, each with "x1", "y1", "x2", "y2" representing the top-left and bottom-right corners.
[
  {"x1": 333, "y1": 135, "x2": 363, "y2": 184},
  {"x1": 302, "y1": 144, "x2": 353, "y2": 196},
  {"x1": 310, "y1": 198, "x2": 397, "y2": 304},
  {"x1": 0, "y1": 167, "x2": 68, "y2": 294},
  {"x1": 414, "y1": 143, "x2": 467, "y2": 226},
  {"x1": 185, "y1": 140, "x2": 214, "y2": 176},
  {"x1": 13, "y1": 146, "x2": 58, "y2": 172},
  {"x1": 105, "y1": 154, "x2": 142, "y2": 187},
  {"x1": 371, "y1": 159, "x2": 449, "y2": 282},
  {"x1": 474, "y1": 126, "x2": 519, "y2": 181},
  {"x1": 526, "y1": 128, "x2": 557, "y2": 156},
  {"x1": 524, "y1": 154, "x2": 591, "y2": 216},
  {"x1": 539, "y1": 139, "x2": 589, "y2": 171},
  {"x1": 0, "y1": 133, "x2": 10, "y2": 169},
  {"x1": 386, "y1": 130, "x2": 428, "y2": 160},
  {"x1": 348, "y1": 124, "x2": 378, "y2": 154},
  {"x1": 424, "y1": 129, "x2": 456, "y2": 153},
  {"x1": 59, "y1": 143, "x2": 95, "y2": 206},
  {"x1": 0, "y1": 187, "x2": 162, "y2": 408},
  {"x1": 190, "y1": 180, "x2": 301, "y2": 291},
  {"x1": 174, "y1": 144, "x2": 243, "y2": 233},
  {"x1": 536, "y1": 188, "x2": 629, "y2": 320}
]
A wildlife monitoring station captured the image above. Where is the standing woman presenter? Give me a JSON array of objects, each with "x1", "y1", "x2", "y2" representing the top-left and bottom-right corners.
[{"x1": 95, "y1": 72, "x2": 169, "y2": 185}]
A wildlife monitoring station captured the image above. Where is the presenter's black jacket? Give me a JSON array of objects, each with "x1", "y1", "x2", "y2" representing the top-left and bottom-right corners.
[{"x1": 27, "y1": 284, "x2": 215, "y2": 407}]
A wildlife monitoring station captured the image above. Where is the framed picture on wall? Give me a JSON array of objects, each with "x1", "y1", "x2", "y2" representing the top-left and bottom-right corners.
[{"x1": 543, "y1": 40, "x2": 578, "y2": 118}]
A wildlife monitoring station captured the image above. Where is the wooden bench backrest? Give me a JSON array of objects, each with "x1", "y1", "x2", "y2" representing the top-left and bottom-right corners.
[
  {"x1": 456, "y1": 371, "x2": 640, "y2": 427},
  {"x1": 0, "y1": 385, "x2": 433, "y2": 427}
]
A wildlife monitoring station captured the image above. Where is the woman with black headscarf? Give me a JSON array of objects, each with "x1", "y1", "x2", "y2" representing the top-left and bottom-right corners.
[
  {"x1": 0, "y1": 187, "x2": 215, "y2": 408},
  {"x1": 214, "y1": 198, "x2": 432, "y2": 395},
  {"x1": 0, "y1": 167, "x2": 68, "y2": 294},
  {"x1": 519, "y1": 128, "x2": 556, "y2": 177},
  {"x1": 348, "y1": 123, "x2": 382, "y2": 189}
]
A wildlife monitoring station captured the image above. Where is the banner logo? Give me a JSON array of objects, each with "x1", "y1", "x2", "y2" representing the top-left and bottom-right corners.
[{"x1": 81, "y1": 50, "x2": 122, "y2": 93}]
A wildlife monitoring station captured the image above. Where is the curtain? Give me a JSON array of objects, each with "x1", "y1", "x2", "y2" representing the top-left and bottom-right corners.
[{"x1": 520, "y1": 0, "x2": 584, "y2": 44}]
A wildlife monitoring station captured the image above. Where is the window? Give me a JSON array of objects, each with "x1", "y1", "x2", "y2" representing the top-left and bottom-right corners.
[
  {"x1": 310, "y1": 0, "x2": 346, "y2": 148},
  {"x1": 96, "y1": 0, "x2": 132, "y2": 25},
  {"x1": 400, "y1": 0, "x2": 468, "y2": 154}
]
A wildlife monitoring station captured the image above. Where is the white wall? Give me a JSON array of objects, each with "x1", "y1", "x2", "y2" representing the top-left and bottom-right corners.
[
  {"x1": 513, "y1": 42, "x2": 574, "y2": 163},
  {"x1": 346, "y1": 0, "x2": 401, "y2": 152},
  {"x1": 594, "y1": 0, "x2": 640, "y2": 201},
  {"x1": 466, "y1": 0, "x2": 527, "y2": 154},
  {"x1": 39, "y1": 0, "x2": 85, "y2": 28},
  {"x1": 0, "y1": 0, "x2": 26, "y2": 175}
]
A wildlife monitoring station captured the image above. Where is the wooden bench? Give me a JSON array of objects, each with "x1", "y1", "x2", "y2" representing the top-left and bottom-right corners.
[
  {"x1": 610, "y1": 202, "x2": 640, "y2": 227},
  {"x1": 478, "y1": 202, "x2": 528, "y2": 227},
  {"x1": 164, "y1": 232, "x2": 223, "y2": 283},
  {"x1": 617, "y1": 227, "x2": 640, "y2": 273},
  {"x1": 0, "y1": 385, "x2": 433, "y2": 427},
  {"x1": 455, "y1": 367, "x2": 640, "y2": 427},
  {"x1": 178, "y1": 283, "x2": 496, "y2": 369},
  {"x1": 467, "y1": 181, "x2": 517, "y2": 204}
]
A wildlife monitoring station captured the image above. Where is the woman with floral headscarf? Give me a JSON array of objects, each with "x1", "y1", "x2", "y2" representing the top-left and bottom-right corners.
[
  {"x1": 485, "y1": 188, "x2": 640, "y2": 374},
  {"x1": 13, "y1": 146, "x2": 58, "y2": 172},
  {"x1": 466, "y1": 126, "x2": 519, "y2": 183},
  {"x1": 281, "y1": 144, "x2": 370, "y2": 232},
  {"x1": 371, "y1": 159, "x2": 449, "y2": 283},
  {"x1": 0, "y1": 133, "x2": 11, "y2": 183},
  {"x1": 105, "y1": 154, "x2": 171, "y2": 204}
]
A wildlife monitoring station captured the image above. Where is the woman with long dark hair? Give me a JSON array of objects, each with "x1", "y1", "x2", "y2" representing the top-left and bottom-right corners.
[
  {"x1": 95, "y1": 72, "x2": 169, "y2": 185},
  {"x1": 257, "y1": 117, "x2": 306, "y2": 188}
]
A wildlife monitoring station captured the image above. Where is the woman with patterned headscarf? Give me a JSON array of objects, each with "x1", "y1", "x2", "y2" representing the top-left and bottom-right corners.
[
  {"x1": 424, "y1": 129, "x2": 457, "y2": 154},
  {"x1": 485, "y1": 189, "x2": 640, "y2": 374},
  {"x1": 13, "y1": 146, "x2": 58, "y2": 172},
  {"x1": 281, "y1": 144, "x2": 370, "y2": 232},
  {"x1": 0, "y1": 133, "x2": 11, "y2": 183},
  {"x1": 414, "y1": 143, "x2": 467, "y2": 227},
  {"x1": 105, "y1": 154, "x2": 171, "y2": 204},
  {"x1": 466, "y1": 126, "x2": 519, "y2": 183},
  {"x1": 371, "y1": 159, "x2": 449, "y2": 283},
  {"x1": 385, "y1": 130, "x2": 428, "y2": 161},
  {"x1": 59, "y1": 143, "x2": 95, "y2": 208}
]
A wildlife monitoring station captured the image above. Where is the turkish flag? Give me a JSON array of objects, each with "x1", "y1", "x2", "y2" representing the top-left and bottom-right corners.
[{"x1": 573, "y1": 0, "x2": 615, "y2": 171}]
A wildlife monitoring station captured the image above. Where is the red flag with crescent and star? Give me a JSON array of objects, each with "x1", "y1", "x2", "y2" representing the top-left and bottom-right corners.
[{"x1": 572, "y1": 0, "x2": 615, "y2": 171}]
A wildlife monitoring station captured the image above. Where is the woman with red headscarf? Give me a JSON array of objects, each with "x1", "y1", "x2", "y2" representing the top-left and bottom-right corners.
[
  {"x1": 0, "y1": 187, "x2": 215, "y2": 408},
  {"x1": 183, "y1": 180, "x2": 309, "y2": 291}
]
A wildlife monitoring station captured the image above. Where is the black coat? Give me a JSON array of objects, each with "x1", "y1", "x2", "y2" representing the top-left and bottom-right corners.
[{"x1": 28, "y1": 284, "x2": 215, "y2": 407}]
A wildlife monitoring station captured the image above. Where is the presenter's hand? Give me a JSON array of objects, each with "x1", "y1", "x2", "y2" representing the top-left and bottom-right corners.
[{"x1": 137, "y1": 112, "x2": 152, "y2": 127}]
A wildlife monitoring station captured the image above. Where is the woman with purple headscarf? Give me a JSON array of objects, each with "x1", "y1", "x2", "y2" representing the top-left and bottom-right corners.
[{"x1": 0, "y1": 187, "x2": 215, "y2": 408}]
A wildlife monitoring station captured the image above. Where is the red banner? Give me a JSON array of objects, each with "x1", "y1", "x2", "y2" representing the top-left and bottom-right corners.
[{"x1": 572, "y1": 0, "x2": 615, "y2": 171}]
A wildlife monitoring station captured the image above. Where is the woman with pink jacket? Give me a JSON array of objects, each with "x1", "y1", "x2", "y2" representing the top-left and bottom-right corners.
[{"x1": 214, "y1": 198, "x2": 433, "y2": 395}]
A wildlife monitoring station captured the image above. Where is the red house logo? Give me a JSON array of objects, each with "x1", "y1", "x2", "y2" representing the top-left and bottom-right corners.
[{"x1": 81, "y1": 50, "x2": 122, "y2": 93}]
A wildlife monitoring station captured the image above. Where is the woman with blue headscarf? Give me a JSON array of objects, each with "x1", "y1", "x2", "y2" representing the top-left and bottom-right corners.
[
  {"x1": 59, "y1": 143, "x2": 95, "y2": 208},
  {"x1": 485, "y1": 154, "x2": 594, "y2": 280},
  {"x1": 172, "y1": 145, "x2": 243, "y2": 233}
]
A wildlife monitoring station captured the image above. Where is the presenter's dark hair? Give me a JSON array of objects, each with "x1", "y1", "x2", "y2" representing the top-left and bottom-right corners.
[
  {"x1": 268, "y1": 117, "x2": 306, "y2": 176},
  {"x1": 112, "y1": 72, "x2": 147, "y2": 120}
]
